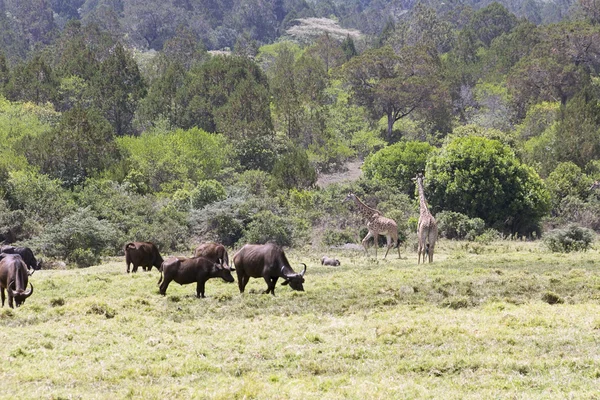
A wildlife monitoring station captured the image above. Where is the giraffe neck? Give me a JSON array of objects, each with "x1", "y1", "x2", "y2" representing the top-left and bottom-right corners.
[
  {"x1": 352, "y1": 194, "x2": 380, "y2": 220},
  {"x1": 417, "y1": 177, "x2": 430, "y2": 216}
]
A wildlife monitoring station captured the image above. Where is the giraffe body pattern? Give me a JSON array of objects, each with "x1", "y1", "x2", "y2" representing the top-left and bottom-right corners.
[
  {"x1": 344, "y1": 193, "x2": 401, "y2": 259},
  {"x1": 415, "y1": 173, "x2": 438, "y2": 263}
]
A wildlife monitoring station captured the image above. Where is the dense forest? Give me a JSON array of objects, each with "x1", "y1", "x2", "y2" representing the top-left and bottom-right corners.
[{"x1": 1, "y1": 0, "x2": 600, "y2": 266}]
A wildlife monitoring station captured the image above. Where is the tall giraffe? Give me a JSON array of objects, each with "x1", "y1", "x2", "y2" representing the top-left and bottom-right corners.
[
  {"x1": 343, "y1": 193, "x2": 401, "y2": 259},
  {"x1": 414, "y1": 173, "x2": 438, "y2": 263}
]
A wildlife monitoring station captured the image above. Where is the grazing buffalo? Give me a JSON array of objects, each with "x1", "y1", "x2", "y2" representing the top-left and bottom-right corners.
[
  {"x1": 158, "y1": 256, "x2": 235, "y2": 298},
  {"x1": 0, "y1": 245, "x2": 42, "y2": 273},
  {"x1": 124, "y1": 242, "x2": 164, "y2": 273},
  {"x1": 0, "y1": 254, "x2": 34, "y2": 308},
  {"x1": 232, "y1": 243, "x2": 306, "y2": 296},
  {"x1": 194, "y1": 242, "x2": 230, "y2": 268},
  {"x1": 321, "y1": 256, "x2": 340, "y2": 266}
]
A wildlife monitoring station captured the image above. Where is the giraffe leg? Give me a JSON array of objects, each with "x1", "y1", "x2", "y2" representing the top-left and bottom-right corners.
[
  {"x1": 383, "y1": 234, "x2": 392, "y2": 258},
  {"x1": 362, "y1": 231, "x2": 374, "y2": 257}
]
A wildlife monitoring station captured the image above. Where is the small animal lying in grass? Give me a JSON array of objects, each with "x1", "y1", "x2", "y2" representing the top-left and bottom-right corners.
[{"x1": 321, "y1": 256, "x2": 340, "y2": 266}]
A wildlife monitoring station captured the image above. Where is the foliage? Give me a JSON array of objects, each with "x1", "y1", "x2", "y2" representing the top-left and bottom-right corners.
[
  {"x1": 545, "y1": 162, "x2": 593, "y2": 210},
  {"x1": 116, "y1": 127, "x2": 230, "y2": 193},
  {"x1": 33, "y1": 207, "x2": 120, "y2": 264},
  {"x1": 436, "y1": 211, "x2": 486, "y2": 241},
  {"x1": 271, "y1": 146, "x2": 317, "y2": 190},
  {"x1": 426, "y1": 136, "x2": 550, "y2": 234},
  {"x1": 543, "y1": 224, "x2": 595, "y2": 252},
  {"x1": 362, "y1": 141, "x2": 435, "y2": 196},
  {"x1": 190, "y1": 180, "x2": 227, "y2": 209},
  {"x1": 241, "y1": 210, "x2": 294, "y2": 247}
]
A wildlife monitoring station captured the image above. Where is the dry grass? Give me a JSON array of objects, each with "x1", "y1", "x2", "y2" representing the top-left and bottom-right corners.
[{"x1": 1, "y1": 240, "x2": 600, "y2": 399}]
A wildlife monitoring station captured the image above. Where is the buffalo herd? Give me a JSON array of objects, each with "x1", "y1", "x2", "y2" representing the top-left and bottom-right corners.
[{"x1": 0, "y1": 238, "x2": 339, "y2": 308}]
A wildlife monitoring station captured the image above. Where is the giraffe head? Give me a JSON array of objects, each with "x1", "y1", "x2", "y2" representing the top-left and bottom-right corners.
[
  {"x1": 590, "y1": 181, "x2": 600, "y2": 191},
  {"x1": 342, "y1": 192, "x2": 356, "y2": 203},
  {"x1": 413, "y1": 172, "x2": 425, "y2": 183}
]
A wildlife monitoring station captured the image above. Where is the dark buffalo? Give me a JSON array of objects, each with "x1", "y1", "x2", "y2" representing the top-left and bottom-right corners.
[
  {"x1": 194, "y1": 242, "x2": 230, "y2": 268},
  {"x1": 0, "y1": 254, "x2": 34, "y2": 308},
  {"x1": 0, "y1": 245, "x2": 42, "y2": 273},
  {"x1": 321, "y1": 256, "x2": 340, "y2": 266},
  {"x1": 232, "y1": 243, "x2": 306, "y2": 296},
  {"x1": 158, "y1": 256, "x2": 235, "y2": 298},
  {"x1": 124, "y1": 242, "x2": 164, "y2": 273}
]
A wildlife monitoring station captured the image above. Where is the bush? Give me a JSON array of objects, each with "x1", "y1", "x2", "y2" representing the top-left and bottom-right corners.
[
  {"x1": 322, "y1": 228, "x2": 356, "y2": 246},
  {"x1": 543, "y1": 224, "x2": 594, "y2": 253},
  {"x1": 32, "y1": 207, "x2": 120, "y2": 264},
  {"x1": 242, "y1": 210, "x2": 293, "y2": 246},
  {"x1": 426, "y1": 136, "x2": 550, "y2": 234},
  {"x1": 271, "y1": 146, "x2": 317, "y2": 190},
  {"x1": 69, "y1": 248, "x2": 99, "y2": 268},
  {"x1": 436, "y1": 211, "x2": 486, "y2": 240},
  {"x1": 190, "y1": 180, "x2": 227, "y2": 209}
]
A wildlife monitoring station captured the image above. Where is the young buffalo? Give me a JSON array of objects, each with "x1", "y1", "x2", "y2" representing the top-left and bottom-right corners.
[{"x1": 158, "y1": 256, "x2": 235, "y2": 298}]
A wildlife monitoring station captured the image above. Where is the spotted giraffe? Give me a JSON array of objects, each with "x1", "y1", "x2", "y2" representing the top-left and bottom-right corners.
[
  {"x1": 343, "y1": 193, "x2": 401, "y2": 259},
  {"x1": 414, "y1": 173, "x2": 438, "y2": 263}
]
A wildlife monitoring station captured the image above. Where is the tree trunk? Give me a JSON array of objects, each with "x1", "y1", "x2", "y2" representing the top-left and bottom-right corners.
[{"x1": 387, "y1": 111, "x2": 394, "y2": 142}]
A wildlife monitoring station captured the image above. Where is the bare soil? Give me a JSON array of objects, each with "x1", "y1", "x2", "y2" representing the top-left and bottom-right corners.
[{"x1": 316, "y1": 159, "x2": 363, "y2": 188}]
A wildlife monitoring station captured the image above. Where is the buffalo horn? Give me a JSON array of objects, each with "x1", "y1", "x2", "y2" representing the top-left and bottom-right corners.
[
  {"x1": 300, "y1": 263, "x2": 307, "y2": 277},
  {"x1": 7, "y1": 280, "x2": 15, "y2": 297},
  {"x1": 24, "y1": 282, "x2": 33, "y2": 297}
]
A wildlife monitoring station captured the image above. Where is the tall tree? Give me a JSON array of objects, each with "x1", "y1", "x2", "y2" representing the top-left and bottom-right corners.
[
  {"x1": 91, "y1": 43, "x2": 146, "y2": 135},
  {"x1": 5, "y1": 55, "x2": 58, "y2": 104},
  {"x1": 341, "y1": 45, "x2": 444, "y2": 142}
]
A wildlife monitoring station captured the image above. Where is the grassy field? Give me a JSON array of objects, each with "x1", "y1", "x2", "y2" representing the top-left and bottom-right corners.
[{"x1": 1, "y1": 240, "x2": 600, "y2": 399}]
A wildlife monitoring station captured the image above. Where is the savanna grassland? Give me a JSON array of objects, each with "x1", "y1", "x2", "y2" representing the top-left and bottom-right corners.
[{"x1": 1, "y1": 240, "x2": 600, "y2": 399}]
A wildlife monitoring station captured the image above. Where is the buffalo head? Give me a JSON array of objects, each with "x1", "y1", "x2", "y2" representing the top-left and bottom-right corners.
[
  {"x1": 281, "y1": 263, "x2": 306, "y2": 291},
  {"x1": 217, "y1": 259, "x2": 235, "y2": 283},
  {"x1": 7, "y1": 281, "x2": 33, "y2": 307}
]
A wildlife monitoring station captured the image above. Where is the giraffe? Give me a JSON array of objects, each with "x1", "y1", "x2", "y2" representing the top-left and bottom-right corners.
[
  {"x1": 343, "y1": 193, "x2": 401, "y2": 259},
  {"x1": 414, "y1": 173, "x2": 438, "y2": 263}
]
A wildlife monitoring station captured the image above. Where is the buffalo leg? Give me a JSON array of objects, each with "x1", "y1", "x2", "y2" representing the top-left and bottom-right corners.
[
  {"x1": 159, "y1": 279, "x2": 171, "y2": 296},
  {"x1": 133, "y1": 264, "x2": 139, "y2": 273},
  {"x1": 238, "y1": 274, "x2": 249, "y2": 293},
  {"x1": 1, "y1": 288, "x2": 4, "y2": 307},
  {"x1": 263, "y1": 276, "x2": 278, "y2": 295},
  {"x1": 196, "y1": 281, "x2": 206, "y2": 298}
]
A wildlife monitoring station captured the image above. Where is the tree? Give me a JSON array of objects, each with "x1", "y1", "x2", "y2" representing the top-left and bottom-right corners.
[
  {"x1": 271, "y1": 146, "x2": 317, "y2": 190},
  {"x1": 5, "y1": 55, "x2": 58, "y2": 104},
  {"x1": 426, "y1": 136, "x2": 549, "y2": 234},
  {"x1": 468, "y1": 3, "x2": 518, "y2": 47},
  {"x1": 91, "y1": 43, "x2": 146, "y2": 135},
  {"x1": 341, "y1": 45, "x2": 445, "y2": 142},
  {"x1": 24, "y1": 107, "x2": 120, "y2": 188},
  {"x1": 362, "y1": 141, "x2": 435, "y2": 196}
]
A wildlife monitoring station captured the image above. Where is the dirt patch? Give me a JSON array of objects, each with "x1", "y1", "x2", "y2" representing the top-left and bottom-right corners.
[{"x1": 316, "y1": 159, "x2": 363, "y2": 188}]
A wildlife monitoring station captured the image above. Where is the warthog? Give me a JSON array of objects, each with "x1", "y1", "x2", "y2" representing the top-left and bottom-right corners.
[{"x1": 321, "y1": 256, "x2": 340, "y2": 266}]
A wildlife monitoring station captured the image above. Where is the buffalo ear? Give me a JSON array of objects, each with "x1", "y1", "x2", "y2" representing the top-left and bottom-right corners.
[{"x1": 281, "y1": 280, "x2": 290, "y2": 286}]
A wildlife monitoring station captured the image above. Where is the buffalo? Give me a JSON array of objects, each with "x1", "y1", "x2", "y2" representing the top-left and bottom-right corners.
[
  {"x1": 0, "y1": 254, "x2": 34, "y2": 308},
  {"x1": 232, "y1": 243, "x2": 306, "y2": 295},
  {"x1": 321, "y1": 256, "x2": 340, "y2": 266},
  {"x1": 158, "y1": 256, "x2": 235, "y2": 298},
  {"x1": 194, "y1": 242, "x2": 230, "y2": 268},
  {"x1": 0, "y1": 245, "x2": 43, "y2": 274},
  {"x1": 124, "y1": 242, "x2": 164, "y2": 273}
]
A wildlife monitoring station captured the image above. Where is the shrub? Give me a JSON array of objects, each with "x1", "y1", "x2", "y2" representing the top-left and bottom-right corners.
[
  {"x1": 427, "y1": 136, "x2": 550, "y2": 234},
  {"x1": 271, "y1": 146, "x2": 317, "y2": 190},
  {"x1": 242, "y1": 210, "x2": 293, "y2": 246},
  {"x1": 436, "y1": 211, "x2": 486, "y2": 240},
  {"x1": 69, "y1": 248, "x2": 99, "y2": 268},
  {"x1": 190, "y1": 180, "x2": 227, "y2": 209},
  {"x1": 32, "y1": 207, "x2": 120, "y2": 263},
  {"x1": 543, "y1": 224, "x2": 594, "y2": 253},
  {"x1": 322, "y1": 228, "x2": 356, "y2": 246}
]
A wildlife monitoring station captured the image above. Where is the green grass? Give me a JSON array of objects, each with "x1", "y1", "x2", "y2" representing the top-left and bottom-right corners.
[{"x1": 2, "y1": 240, "x2": 600, "y2": 399}]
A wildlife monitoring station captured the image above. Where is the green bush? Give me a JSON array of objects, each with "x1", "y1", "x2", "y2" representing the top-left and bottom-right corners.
[
  {"x1": 190, "y1": 180, "x2": 227, "y2": 209},
  {"x1": 323, "y1": 229, "x2": 356, "y2": 246},
  {"x1": 32, "y1": 207, "x2": 120, "y2": 263},
  {"x1": 426, "y1": 136, "x2": 550, "y2": 234},
  {"x1": 69, "y1": 248, "x2": 99, "y2": 268},
  {"x1": 543, "y1": 224, "x2": 594, "y2": 253},
  {"x1": 362, "y1": 141, "x2": 435, "y2": 196},
  {"x1": 271, "y1": 146, "x2": 317, "y2": 190},
  {"x1": 242, "y1": 210, "x2": 293, "y2": 246},
  {"x1": 436, "y1": 211, "x2": 486, "y2": 240},
  {"x1": 546, "y1": 162, "x2": 592, "y2": 210}
]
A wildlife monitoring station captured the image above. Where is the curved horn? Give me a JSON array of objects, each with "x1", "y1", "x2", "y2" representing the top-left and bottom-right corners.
[
  {"x1": 300, "y1": 263, "x2": 307, "y2": 277},
  {"x1": 24, "y1": 282, "x2": 33, "y2": 297},
  {"x1": 7, "y1": 280, "x2": 15, "y2": 297}
]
